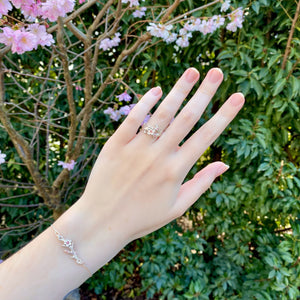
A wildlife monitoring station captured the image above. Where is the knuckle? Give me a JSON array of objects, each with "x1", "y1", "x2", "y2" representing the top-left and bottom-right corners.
[
  {"x1": 156, "y1": 108, "x2": 172, "y2": 122},
  {"x1": 125, "y1": 113, "x2": 140, "y2": 127},
  {"x1": 181, "y1": 109, "x2": 198, "y2": 124},
  {"x1": 163, "y1": 163, "x2": 180, "y2": 182}
]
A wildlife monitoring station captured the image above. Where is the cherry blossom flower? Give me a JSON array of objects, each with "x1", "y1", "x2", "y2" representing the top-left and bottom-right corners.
[
  {"x1": 198, "y1": 19, "x2": 214, "y2": 35},
  {"x1": 41, "y1": 0, "x2": 75, "y2": 22},
  {"x1": 11, "y1": 30, "x2": 37, "y2": 54},
  {"x1": 221, "y1": 0, "x2": 230, "y2": 12},
  {"x1": 0, "y1": 0, "x2": 12, "y2": 17},
  {"x1": 27, "y1": 24, "x2": 54, "y2": 48},
  {"x1": 184, "y1": 18, "x2": 201, "y2": 32},
  {"x1": 116, "y1": 91, "x2": 132, "y2": 102},
  {"x1": 122, "y1": 0, "x2": 140, "y2": 7},
  {"x1": 176, "y1": 36, "x2": 190, "y2": 48},
  {"x1": 146, "y1": 23, "x2": 173, "y2": 40},
  {"x1": 99, "y1": 38, "x2": 111, "y2": 51},
  {"x1": 10, "y1": 0, "x2": 32, "y2": 9},
  {"x1": 21, "y1": 2, "x2": 42, "y2": 19},
  {"x1": 0, "y1": 27, "x2": 15, "y2": 47},
  {"x1": 58, "y1": 160, "x2": 76, "y2": 171},
  {"x1": 99, "y1": 33, "x2": 121, "y2": 50},
  {"x1": 110, "y1": 32, "x2": 121, "y2": 47},
  {"x1": 212, "y1": 15, "x2": 225, "y2": 29},
  {"x1": 226, "y1": 7, "x2": 244, "y2": 32},
  {"x1": 164, "y1": 32, "x2": 177, "y2": 44},
  {"x1": 133, "y1": 7, "x2": 146, "y2": 18},
  {"x1": 0, "y1": 150, "x2": 6, "y2": 164}
]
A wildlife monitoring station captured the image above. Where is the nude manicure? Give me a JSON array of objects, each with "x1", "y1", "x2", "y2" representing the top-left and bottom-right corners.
[
  {"x1": 207, "y1": 68, "x2": 223, "y2": 83},
  {"x1": 185, "y1": 68, "x2": 199, "y2": 83},
  {"x1": 230, "y1": 93, "x2": 245, "y2": 106}
]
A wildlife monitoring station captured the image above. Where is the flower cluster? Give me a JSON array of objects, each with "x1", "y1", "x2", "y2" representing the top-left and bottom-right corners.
[
  {"x1": 0, "y1": 0, "x2": 76, "y2": 54},
  {"x1": 0, "y1": 150, "x2": 6, "y2": 164},
  {"x1": 99, "y1": 32, "x2": 121, "y2": 51},
  {"x1": 0, "y1": 25, "x2": 54, "y2": 54},
  {"x1": 58, "y1": 160, "x2": 76, "y2": 171},
  {"x1": 104, "y1": 90, "x2": 152, "y2": 124},
  {"x1": 146, "y1": 4, "x2": 244, "y2": 48},
  {"x1": 1, "y1": 0, "x2": 75, "y2": 21},
  {"x1": 122, "y1": 0, "x2": 140, "y2": 7}
]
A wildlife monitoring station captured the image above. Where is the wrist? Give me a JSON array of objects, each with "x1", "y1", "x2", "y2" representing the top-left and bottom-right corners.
[{"x1": 54, "y1": 195, "x2": 129, "y2": 275}]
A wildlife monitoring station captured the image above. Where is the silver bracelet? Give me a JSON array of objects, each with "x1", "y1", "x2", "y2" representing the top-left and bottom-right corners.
[{"x1": 51, "y1": 225, "x2": 92, "y2": 276}]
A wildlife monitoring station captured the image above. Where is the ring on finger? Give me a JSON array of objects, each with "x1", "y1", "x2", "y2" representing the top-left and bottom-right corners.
[{"x1": 142, "y1": 123, "x2": 161, "y2": 139}]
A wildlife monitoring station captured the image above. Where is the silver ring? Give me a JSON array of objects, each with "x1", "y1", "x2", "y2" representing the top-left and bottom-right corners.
[{"x1": 143, "y1": 124, "x2": 161, "y2": 139}]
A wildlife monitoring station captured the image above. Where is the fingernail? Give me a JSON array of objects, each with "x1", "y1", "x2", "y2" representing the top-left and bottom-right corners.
[
  {"x1": 216, "y1": 163, "x2": 230, "y2": 177},
  {"x1": 185, "y1": 68, "x2": 199, "y2": 83},
  {"x1": 152, "y1": 86, "x2": 161, "y2": 96},
  {"x1": 207, "y1": 68, "x2": 223, "y2": 83},
  {"x1": 230, "y1": 93, "x2": 245, "y2": 106}
]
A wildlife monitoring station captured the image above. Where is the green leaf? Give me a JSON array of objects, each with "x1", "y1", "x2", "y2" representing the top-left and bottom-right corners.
[
  {"x1": 250, "y1": 76, "x2": 263, "y2": 98},
  {"x1": 267, "y1": 54, "x2": 281, "y2": 69},
  {"x1": 252, "y1": 1, "x2": 260, "y2": 14},
  {"x1": 273, "y1": 78, "x2": 286, "y2": 96}
]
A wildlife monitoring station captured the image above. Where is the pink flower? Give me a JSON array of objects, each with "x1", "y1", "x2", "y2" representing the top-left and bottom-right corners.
[
  {"x1": 104, "y1": 107, "x2": 122, "y2": 121},
  {"x1": 164, "y1": 32, "x2": 177, "y2": 44},
  {"x1": 116, "y1": 91, "x2": 132, "y2": 102},
  {"x1": 10, "y1": 0, "x2": 34, "y2": 9},
  {"x1": 198, "y1": 20, "x2": 214, "y2": 35},
  {"x1": 226, "y1": 7, "x2": 244, "y2": 32},
  {"x1": 99, "y1": 33, "x2": 121, "y2": 51},
  {"x1": 21, "y1": 2, "x2": 42, "y2": 19},
  {"x1": 0, "y1": 0, "x2": 12, "y2": 17},
  {"x1": 11, "y1": 30, "x2": 37, "y2": 54},
  {"x1": 0, "y1": 150, "x2": 6, "y2": 164},
  {"x1": 176, "y1": 36, "x2": 190, "y2": 48},
  {"x1": 212, "y1": 15, "x2": 225, "y2": 29},
  {"x1": 133, "y1": 7, "x2": 146, "y2": 18},
  {"x1": 0, "y1": 27, "x2": 15, "y2": 47},
  {"x1": 41, "y1": 0, "x2": 75, "y2": 22},
  {"x1": 79, "y1": 0, "x2": 85, "y2": 3},
  {"x1": 221, "y1": 0, "x2": 230, "y2": 12},
  {"x1": 99, "y1": 38, "x2": 111, "y2": 51},
  {"x1": 110, "y1": 32, "x2": 121, "y2": 47},
  {"x1": 27, "y1": 24, "x2": 54, "y2": 48},
  {"x1": 146, "y1": 23, "x2": 173, "y2": 40},
  {"x1": 122, "y1": 0, "x2": 139, "y2": 7},
  {"x1": 119, "y1": 104, "x2": 135, "y2": 115},
  {"x1": 58, "y1": 160, "x2": 76, "y2": 171}
]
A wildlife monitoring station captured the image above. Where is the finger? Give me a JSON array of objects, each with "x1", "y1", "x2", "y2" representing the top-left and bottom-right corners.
[
  {"x1": 136, "y1": 67, "x2": 200, "y2": 142},
  {"x1": 112, "y1": 87, "x2": 162, "y2": 145},
  {"x1": 158, "y1": 68, "x2": 223, "y2": 149},
  {"x1": 171, "y1": 162, "x2": 229, "y2": 217},
  {"x1": 177, "y1": 93, "x2": 245, "y2": 174}
]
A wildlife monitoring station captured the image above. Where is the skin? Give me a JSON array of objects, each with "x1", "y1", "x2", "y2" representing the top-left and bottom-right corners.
[{"x1": 0, "y1": 67, "x2": 245, "y2": 299}]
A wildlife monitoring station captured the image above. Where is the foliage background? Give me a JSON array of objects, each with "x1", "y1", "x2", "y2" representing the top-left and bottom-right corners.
[{"x1": 0, "y1": 0, "x2": 300, "y2": 299}]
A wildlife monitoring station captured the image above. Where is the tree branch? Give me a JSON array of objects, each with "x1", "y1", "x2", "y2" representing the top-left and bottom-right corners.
[{"x1": 281, "y1": 0, "x2": 300, "y2": 70}]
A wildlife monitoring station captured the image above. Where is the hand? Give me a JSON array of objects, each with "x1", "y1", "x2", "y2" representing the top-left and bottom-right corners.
[{"x1": 78, "y1": 67, "x2": 244, "y2": 244}]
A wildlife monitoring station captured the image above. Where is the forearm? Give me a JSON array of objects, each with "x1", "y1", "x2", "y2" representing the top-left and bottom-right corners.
[{"x1": 0, "y1": 198, "x2": 128, "y2": 300}]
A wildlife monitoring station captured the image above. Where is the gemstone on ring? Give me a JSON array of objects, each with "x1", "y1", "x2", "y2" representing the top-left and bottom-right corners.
[{"x1": 143, "y1": 124, "x2": 161, "y2": 138}]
